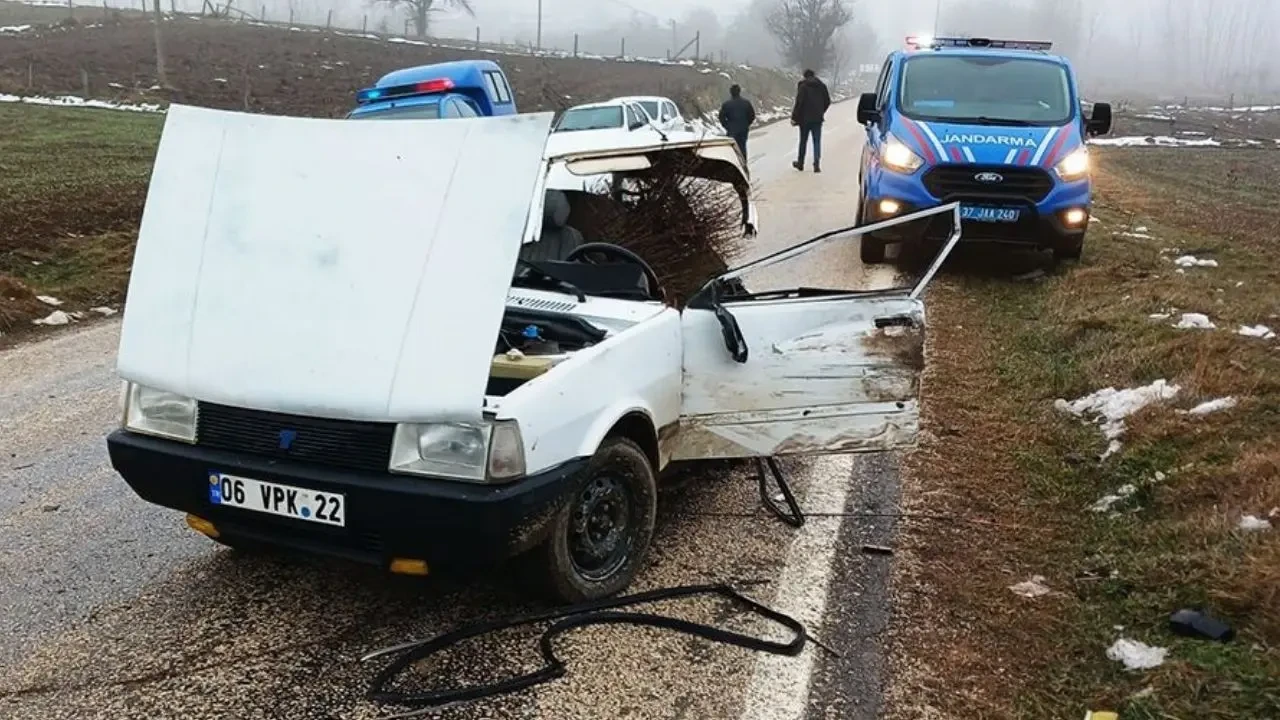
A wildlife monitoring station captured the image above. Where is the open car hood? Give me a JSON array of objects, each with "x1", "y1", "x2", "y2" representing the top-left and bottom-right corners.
[
  {"x1": 544, "y1": 133, "x2": 756, "y2": 234},
  {"x1": 116, "y1": 105, "x2": 553, "y2": 423}
]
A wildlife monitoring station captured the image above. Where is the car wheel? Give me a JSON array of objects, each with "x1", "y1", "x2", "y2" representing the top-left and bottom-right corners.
[
  {"x1": 1053, "y1": 237, "x2": 1084, "y2": 262},
  {"x1": 537, "y1": 437, "x2": 657, "y2": 603}
]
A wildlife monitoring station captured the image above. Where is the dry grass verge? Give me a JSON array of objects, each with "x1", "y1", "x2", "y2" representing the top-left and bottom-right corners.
[{"x1": 887, "y1": 147, "x2": 1280, "y2": 719}]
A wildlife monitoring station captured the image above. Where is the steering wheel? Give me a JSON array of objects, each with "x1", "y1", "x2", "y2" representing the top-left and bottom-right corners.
[{"x1": 564, "y1": 242, "x2": 663, "y2": 301}]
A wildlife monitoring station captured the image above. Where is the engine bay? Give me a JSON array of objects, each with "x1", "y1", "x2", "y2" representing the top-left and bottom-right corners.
[{"x1": 487, "y1": 308, "x2": 609, "y2": 396}]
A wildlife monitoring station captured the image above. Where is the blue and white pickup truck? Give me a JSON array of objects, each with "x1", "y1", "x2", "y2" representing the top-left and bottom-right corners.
[{"x1": 856, "y1": 36, "x2": 1113, "y2": 263}]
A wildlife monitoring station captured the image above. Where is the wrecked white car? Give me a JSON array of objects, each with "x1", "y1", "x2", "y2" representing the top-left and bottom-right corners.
[{"x1": 108, "y1": 105, "x2": 958, "y2": 602}]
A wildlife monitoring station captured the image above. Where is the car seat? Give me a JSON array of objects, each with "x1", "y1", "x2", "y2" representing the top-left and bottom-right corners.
[{"x1": 519, "y1": 189, "x2": 584, "y2": 262}]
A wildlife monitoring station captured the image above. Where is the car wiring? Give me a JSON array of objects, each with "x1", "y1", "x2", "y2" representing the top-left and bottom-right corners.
[{"x1": 360, "y1": 581, "x2": 831, "y2": 718}]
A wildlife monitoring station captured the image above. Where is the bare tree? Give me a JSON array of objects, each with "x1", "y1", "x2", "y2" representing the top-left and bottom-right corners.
[
  {"x1": 375, "y1": 0, "x2": 473, "y2": 38},
  {"x1": 765, "y1": 0, "x2": 852, "y2": 74},
  {"x1": 151, "y1": 0, "x2": 170, "y2": 88}
]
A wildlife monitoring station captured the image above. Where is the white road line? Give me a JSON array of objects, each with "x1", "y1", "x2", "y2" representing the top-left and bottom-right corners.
[{"x1": 739, "y1": 454, "x2": 854, "y2": 720}]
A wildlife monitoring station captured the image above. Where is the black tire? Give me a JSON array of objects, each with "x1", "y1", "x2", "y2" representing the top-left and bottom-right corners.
[
  {"x1": 1053, "y1": 237, "x2": 1084, "y2": 262},
  {"x1": 861, "y1": 235, "x2": 887, "y2": 264},
  {"x1": 536, "y1": 437, "x2": 657, "y2": 603}
]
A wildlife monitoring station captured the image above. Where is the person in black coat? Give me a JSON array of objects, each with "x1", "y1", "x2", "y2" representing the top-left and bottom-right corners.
[
  {"x1": 791, "y1": 69, "x2": 831, "y2": 173},
  {"x1": 718, "y1": 84, "x2": 756, "y2": 159}
]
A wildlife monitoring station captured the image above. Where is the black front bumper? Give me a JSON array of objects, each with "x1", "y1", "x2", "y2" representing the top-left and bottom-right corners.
[
  {"x1": 866, "y1": 199, "x2": 1086, "y2": 248},
  {"x1": 107, "y1": 430, "x2": 587, "y2": 572}
]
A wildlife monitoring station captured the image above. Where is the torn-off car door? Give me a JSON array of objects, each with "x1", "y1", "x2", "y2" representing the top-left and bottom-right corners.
[{"x1": 671, "y1": 205, "x2": 961, "y2": 460}]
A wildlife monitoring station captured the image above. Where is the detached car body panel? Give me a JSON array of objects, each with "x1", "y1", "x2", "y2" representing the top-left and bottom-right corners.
[{"x1": 108, "y1": 105, "x2": 958, "y2": 593}]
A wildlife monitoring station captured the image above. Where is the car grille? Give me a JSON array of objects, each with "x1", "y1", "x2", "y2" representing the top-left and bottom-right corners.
[
  {"x1": 196, "y1": 402, "x2": 395, "y2": 473},
  {"x1": 922, "y1": 165, "x2": 1054, "y2": 203}
]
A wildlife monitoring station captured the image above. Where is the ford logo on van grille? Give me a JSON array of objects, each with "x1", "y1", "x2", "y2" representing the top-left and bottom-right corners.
[{"x1": 974, "y1": 172, "x2": 1004, "y2": 183}]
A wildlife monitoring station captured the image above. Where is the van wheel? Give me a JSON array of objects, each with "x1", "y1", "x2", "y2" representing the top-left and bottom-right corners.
[
  {"x1": 537, "y1": 437, "x2": 657, "y2": 603},
  {"x1": 861, "y1": 236, "x2": 887, "y2": 264}
]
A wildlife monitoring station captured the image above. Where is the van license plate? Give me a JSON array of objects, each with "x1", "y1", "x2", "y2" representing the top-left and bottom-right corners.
[
  {"x1": 208, "y1": 472, "x2": 345, "y2": 527},
  {"x1": 961, "y1": 206, "x2": 1021, "y2": 223}
]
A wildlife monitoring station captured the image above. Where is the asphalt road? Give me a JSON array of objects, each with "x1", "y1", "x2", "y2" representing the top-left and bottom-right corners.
[{"x1": 0, "y1": 102, "x2": 909, "y2": 720}]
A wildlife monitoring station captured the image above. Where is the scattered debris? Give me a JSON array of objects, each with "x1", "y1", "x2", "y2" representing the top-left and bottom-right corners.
[
  {"x1": 1091, "y1": 484, "x2": 1138, "y2": 513},
  {"x1": 861, "y1": 544, "x2": 894, "y2": 556},
  {"x1": 1238, "y1": 324, "x2": 1276, "y2": 339},
  {"x1": 90, "y1": 306, "x2": 118, "y2": 316},
  {"x1": 1184, "y1": 397, "x2": 1237, "y2": 416},
  {"x1": 1008, "y1": 575, "x2": 1051, "y2": 598},
  {"x1": 1106, "y1": 638, "x2": 1168, "y2": 671},
  {"x1": 35, "y1": 295, "x2": 62, "y2": 306},
  {"x1": 1148, "y1": 312, "x2": 1171, "y2": 321},
  {"x1": 1169, "y1": 609, "x2": 1235, "y2": 642},
  {"x1": 1055, "y1": 380, "x2": 1180, "y2": 458},
  {"x1": 1238, "y1": 515, "x2": 1273, "y2": 532},
  {"x1": 1120, "y1": 231, "x2": 1154, "y2": 239},
  {"x1": 40, "y1": 504, "x2": 60, "y2": 513},
  {"x1": 1013, "y1": 268, "x2": 1046, "y2": 282},
  {"x1": 1174, "y1": 313, "x2": 1216, "y2": 330},
  {"x1": 32, "y1": 310, "x2": 71, "y2": 326},
  {"x1": 1173, "y1": 255, "x2": 1218, "y2": 268},
  {"x1": 1085, "y1": 713, "x2": 1119, "y2": 720}
]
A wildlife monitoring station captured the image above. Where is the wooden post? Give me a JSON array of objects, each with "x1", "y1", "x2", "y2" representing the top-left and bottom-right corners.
[
  {"x1": 261, "y1": 4, "x2": 265, "y2": 20},
  {"x1": 288, "y1": 7, "x2": 293, "y2": 24},
  {"x1": 66, "y1": 0, "x2": 73, "y2": 20},
  {"x1": 573, "y1": 34, "x2": 578, "y2": 57},
  {"x1": 695, "y1": 31, "x2": 700, "y2": 60},
  {"x1": 325, "y1": 9, "x2": 331, "y2": 28},
  {"x1": 362, "y1": 14, "x2": 367, "y2": 32},
  {"x1": 27, "y1": 61, "x2": 33, "y2": 89},
  {"x1": 474, "y1": 26, "x2": 480, "y2": 49},
  {"x1": 103, "y1": 0, "x2": 108, "y2": 19},
  {"x1": 620, "y1": 37, "x2": 625, "y2": 58},
  {"x1": 170, "y1": 0, "x2": 176, "y2": 15},
  {"x1": 81, "y1": 68, "x2": 90, "y2": 96}
]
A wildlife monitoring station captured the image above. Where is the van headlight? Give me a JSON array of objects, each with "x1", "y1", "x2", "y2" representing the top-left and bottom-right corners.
[
  {"x1": 1054, "y1": 147, "x2": 1090, "y2": 180},
  {"x1": 389, "y1": 420, "x2": 526, "y2": 483},
  {"x1": 881, "y1": 133, "x2": 924, "y2": 173},
  {"x1": 122, "y1": 383, "x2": 197, "y2": 443}
]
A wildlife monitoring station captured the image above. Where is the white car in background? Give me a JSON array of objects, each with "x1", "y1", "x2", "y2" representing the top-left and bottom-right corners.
[
  {"x1": 611, "y1": 95, "x2": 688, "y2": 133},
  {"x1": 553, "y1": 99, "x2": 662, "y2": 136}
]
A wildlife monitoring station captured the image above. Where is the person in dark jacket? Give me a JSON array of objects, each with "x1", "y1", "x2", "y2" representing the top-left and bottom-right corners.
[
  {"x1": 791, "y1": 69, "x2": 831, "y2": 173},
  {"x1": 718, "y1": 84, "x2": 756, "y2": 158}
]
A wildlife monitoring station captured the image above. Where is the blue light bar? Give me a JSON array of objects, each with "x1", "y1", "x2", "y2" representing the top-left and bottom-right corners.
[{"x1": 906, "y1": 36, "x2": 1053, "y2": 51}]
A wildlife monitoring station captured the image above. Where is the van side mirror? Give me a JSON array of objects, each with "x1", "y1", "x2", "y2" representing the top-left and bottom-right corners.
[
  {"x1": 856, "y1": 92, "x2": 880, "y2": 125},
  {"x1": 1087, "y1": 102, "x2": 1112, "y2": 136}
]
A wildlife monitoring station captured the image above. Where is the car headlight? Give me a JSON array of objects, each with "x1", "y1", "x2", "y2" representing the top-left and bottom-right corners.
[
  {"x1": 1055, "y1": 147, "x2": 1090, "y2": 180},
  {"x1": 123, "y1": 383, "x2": 197, "y2": 443},
  {"x1": 389, "y1": 420, "x2": 525, "y2": 483},
  {"x1": 881, "y1": 134, "x2": 924, "y2": 173}
]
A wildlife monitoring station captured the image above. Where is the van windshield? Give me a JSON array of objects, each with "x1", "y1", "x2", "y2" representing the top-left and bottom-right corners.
[{"x1": 899, "y1": 55, "x2": 1072, "y2": 125}]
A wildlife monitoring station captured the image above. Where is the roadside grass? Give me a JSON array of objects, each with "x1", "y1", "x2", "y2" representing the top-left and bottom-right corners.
[
  {"x1": 0, "y1": 103, "x2": 160, "y2": 336},
  {"x1": 889, "y1": 148, "x2": 1280, "y2": 719}
]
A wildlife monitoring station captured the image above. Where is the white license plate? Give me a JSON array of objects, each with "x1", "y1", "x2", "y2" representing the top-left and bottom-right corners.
[{"x1": 208, "y1": 472, "x2": 345, "y2": 527}]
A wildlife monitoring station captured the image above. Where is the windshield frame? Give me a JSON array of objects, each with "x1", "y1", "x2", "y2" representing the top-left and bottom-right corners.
[{"x1": 895, "y1": 53, "x2": 1076, "y2": 127}]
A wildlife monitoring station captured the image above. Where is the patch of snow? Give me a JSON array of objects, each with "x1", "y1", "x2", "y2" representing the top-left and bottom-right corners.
[
  {"x1": 1148, "y1": 313, "x2": 1171, "y2": 321},
  {"x1": 1174, "y1": 255, "x2": 1217, "y2": 268},
  {"x1": 1238, "y1": 324, "x2": 1276, "y2": 339},
  {"x1": 1090, "y1": 135, "x2": 1222, "y2": 147},
  {"x1": 1238, "y1": 515, "x2": 1272, "y2": 532},
  {"x1": 1185, "y1": 397, "x2": 1237, "y2": 416},
  {"x1": 213, "y1": 77, "x2": 228, "y2": 83},
  {"x1": 0, "y1": 93, "x2": 164, "y2": 113},
  {"x1": 1135, "y1": 226, "x2": 1149, "y2": 232},
  {"x1": 1120, "y1": 231, "x2": 1154, "y2": 239},
  {"x1": 107, "y1": 82, "x2": 125, "y2": 89},
  {"x1": 1134, "y1": 113, "x2": 1173, "y2": 120},
  {"x1": 1174, "y1": 313, "x2": 1216, "y2": 330},
  {"x1": 1106, "y1": 638, "x2": 1168, "y2": 671},
  {"x1": 33, "y1": 310, "x2": 71, "y2": 326},
  {"x1": 1091, "y1": 484, "x2": 1138, "y2": 513},
  {"x1": 1055, "y1": 380, "x2": 1180, "y2": 458},
  {"x1": 1008, "y1": 576, "x2": 1052, "y2": 598},
  {"x1": 0, "y1": 24, "x2": 33, "y2": 33},
  {"x1": 35, "y1": 295, "x2": 62, "y2": 306},
  {"x1": 90, "y1": 306, "x2": 118, "y2": 316}
]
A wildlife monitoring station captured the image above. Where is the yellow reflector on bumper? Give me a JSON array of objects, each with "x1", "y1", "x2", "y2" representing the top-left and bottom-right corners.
[
  {"x1": 185, "y1": 514, "x2": 219, "y2": 538},
  {"x1": 390, "y1": 558, "x2": 430, "y2": 576}
]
